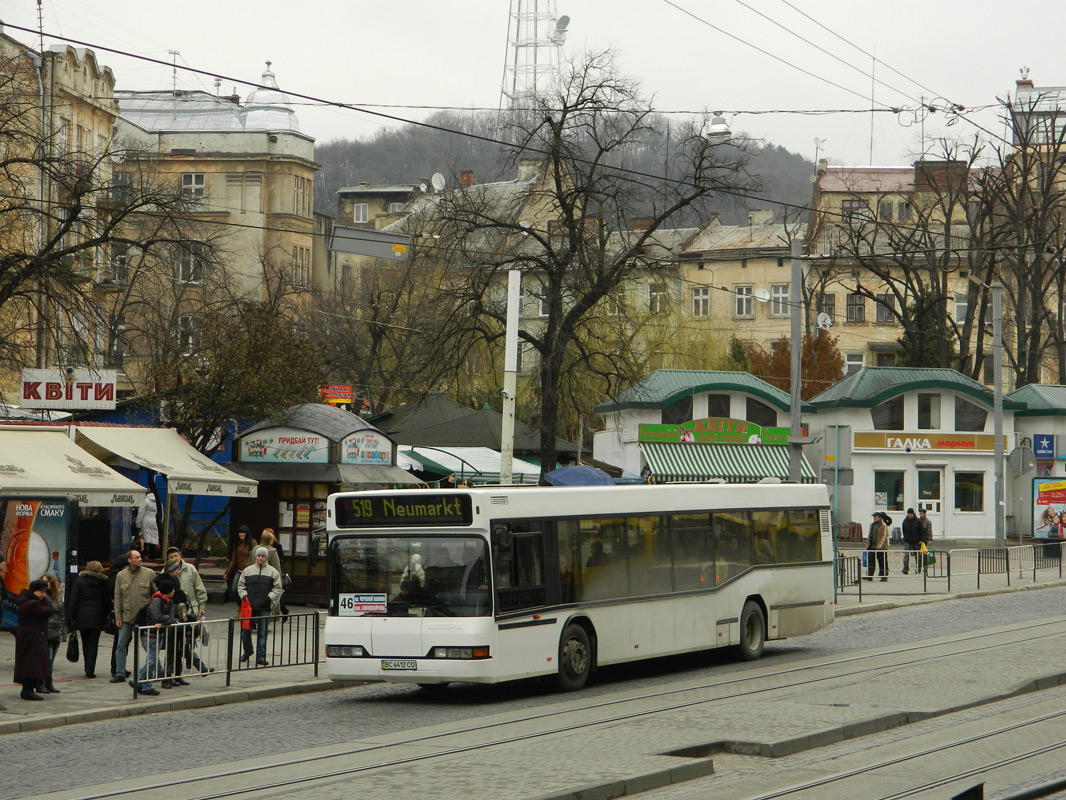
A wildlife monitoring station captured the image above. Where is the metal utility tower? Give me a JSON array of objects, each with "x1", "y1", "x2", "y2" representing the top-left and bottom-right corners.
[{"x1": 500, "y1": 0, "x2": 569, "y2": 108}]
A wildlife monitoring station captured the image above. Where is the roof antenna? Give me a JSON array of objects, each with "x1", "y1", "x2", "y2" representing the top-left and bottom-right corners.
[
  {"x1": 168, "y1": 50, "x2": 180, "y2": 93},
  {"x1": 36, "y1": 0, "x2": 44, "y2": 52}
]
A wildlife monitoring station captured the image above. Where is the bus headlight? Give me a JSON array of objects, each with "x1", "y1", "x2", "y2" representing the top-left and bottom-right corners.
[
  {"x1": 430, "y1": 646, "x2": 489, "y2": 659},
  {"x1": 326, "y1": 645, "x2": 366, "y2": 657}
]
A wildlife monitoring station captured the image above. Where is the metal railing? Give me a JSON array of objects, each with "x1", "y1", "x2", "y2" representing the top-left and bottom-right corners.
[
  {"x1": 836, "y1": 543, "x2": 1065, "y2": 603},
  {"x1": 130, "y1": 611, "x2": 320, "y2": 697}
]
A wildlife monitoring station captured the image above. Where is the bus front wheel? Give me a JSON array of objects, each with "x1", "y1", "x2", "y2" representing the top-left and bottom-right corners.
[
  {"x1": 738, "y1": 601, "x2": 765, "y2": 661},
  {"x1": 557, "y1": 624, "x2": 592, "y2": 691}
]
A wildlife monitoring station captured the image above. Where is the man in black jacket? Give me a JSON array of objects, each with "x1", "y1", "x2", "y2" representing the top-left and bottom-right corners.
[
  {"x1": 237, "y1": 547, "x2": 282, "y2": 666},
  {"x1": 901, "y1": 508, "x2": 923, "y2": 574}
]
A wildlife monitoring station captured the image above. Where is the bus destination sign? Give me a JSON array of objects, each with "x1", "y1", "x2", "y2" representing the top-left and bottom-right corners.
[{"x1": 336, "y1": 494, "x2": 473, "y2": 528}]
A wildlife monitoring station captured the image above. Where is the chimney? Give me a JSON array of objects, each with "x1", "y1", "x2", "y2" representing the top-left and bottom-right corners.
[
  {"x1": 459, "y1": 170, "x2": 474, "y2": 188},
  {"x1": 747, "y1": 209, "x2": 774, "y2": 226},
  {"x1": 1017, "y1": 77, "x2": 1035, "y2": 90},
  {"x1": 516, "y1": 159, "x2": 543, "y2": 182}
]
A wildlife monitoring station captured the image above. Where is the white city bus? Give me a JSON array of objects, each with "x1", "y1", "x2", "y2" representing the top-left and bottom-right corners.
[{"x1": 324, "y1": 483, "x2": 833, "y2": 690}]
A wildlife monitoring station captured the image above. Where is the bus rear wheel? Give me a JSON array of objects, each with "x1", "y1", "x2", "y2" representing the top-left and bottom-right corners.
[
  {"x1": 738, "y1": 600, "x2": 765, "y2": 661},
  {"x1": 557, "y1": 624, "x2": 591, "y2": 691}
]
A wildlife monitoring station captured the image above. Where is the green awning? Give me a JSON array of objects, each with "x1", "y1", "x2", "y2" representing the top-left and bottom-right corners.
[{"x1": 641, "y1": 442, "x2": 816, "y2": 484}]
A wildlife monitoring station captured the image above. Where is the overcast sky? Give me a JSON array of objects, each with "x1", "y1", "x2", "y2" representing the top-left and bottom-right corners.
[{"x1": 4, "y1": 1, "x2": 1061, "y2": 174}]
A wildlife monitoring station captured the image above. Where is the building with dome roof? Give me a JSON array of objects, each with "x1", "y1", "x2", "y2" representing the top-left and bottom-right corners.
[{"x1": 113, "y1": 63, "x2": 317, "y2": 304}]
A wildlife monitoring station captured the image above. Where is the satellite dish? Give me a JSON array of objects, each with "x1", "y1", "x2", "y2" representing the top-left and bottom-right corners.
[
  {"x1": 431, "y1": 172, "x2": 446, "y2": 192},
  {"x1": 556, "y1": 15, "x2": 570, "y2": 30},
  {"x1": 754, "y1": 288, "x2": 770, "y2": 303},
  {"x1": 817, "y1": 312, "x2": 833, "y2": 330},
  {"x1": 419, "y1": 182, "x2": 428, "y2": 192}
]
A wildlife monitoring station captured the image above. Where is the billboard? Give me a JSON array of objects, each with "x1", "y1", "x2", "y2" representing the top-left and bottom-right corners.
[
  {"x1": 1032, "y1": 478, "x2": 1066, "y2": 541},
  {"x1": 1, "y1": 498, "x2": 77, "y2": 632}
]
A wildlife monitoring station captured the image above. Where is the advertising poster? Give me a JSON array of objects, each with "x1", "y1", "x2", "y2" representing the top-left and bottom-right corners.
[
  {"x1": 638, "y1": 417, "x2": 790, "y2": 445},
  {"x1": 1032, "y1": 478, "x2": 1066, "y2": 541},
  {"x1": 1, "y1": 498, "x2": 75, "y2": 632}
]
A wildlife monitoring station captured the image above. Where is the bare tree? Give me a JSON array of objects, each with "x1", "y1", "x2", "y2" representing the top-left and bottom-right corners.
[
  {"x1": 0, "y1": 48, "x2": 221, "y2": 386},
  {"x1": 421, "y1": 52, "x2": 755, "y2": 474}
]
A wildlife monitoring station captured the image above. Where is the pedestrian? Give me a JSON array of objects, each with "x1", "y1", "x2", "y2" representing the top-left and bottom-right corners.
[
  {"x1": 918, "y1": 508, "x2": 934, "y2": 548},
  {"x1": 140, "y1": 491, "x2": 161, "y2": 560},
  {"x1": 14, "y1": 579, "x2": 52, "y2": 701},
  {"x1": 237, "y1": 547, "x2": 282, "y2": 666},
  {"x1": 66, "y1": 560, "x2": 110, "y2": 679},
  {"x1": 258, "y1": 529, "x2": 288, "y2": 617},
  {"x1": 223, "y1": 526, "x2": 256, "y2": 603},
  {"x1": 160, "y1": 548, "x2": 210, "y2": 682},
  {"x1": 865, "y1": 512, "x2": 889, "y2": 582},
  {"x1": 39, "y1": 572, "x2": 65, "y2": 693},
  {"x1": 901, "y1": 508, "x2": 923, "y2": 574},
  {"x1": 131, "y1": 576, "x2": 176, "y2": 696},
  {"x1": 111, "y1": 549, "x2": 156, "y2": 683},
  {"x1": 107, "y1": 553, "x2": 128, "y2": 679}
]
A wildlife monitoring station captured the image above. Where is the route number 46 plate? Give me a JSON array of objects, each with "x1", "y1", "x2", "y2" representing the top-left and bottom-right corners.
[{"x1": 381, "y1": 659, "x2": 417, "y2": 670}]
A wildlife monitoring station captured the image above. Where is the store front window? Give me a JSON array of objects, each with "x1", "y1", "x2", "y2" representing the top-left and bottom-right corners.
[
  {"x1": 955, "y1": 472, "x2": 984, "y2": 512},
  {"x1": 874, "y1": 471, "x2": 904, "y2": 511}
]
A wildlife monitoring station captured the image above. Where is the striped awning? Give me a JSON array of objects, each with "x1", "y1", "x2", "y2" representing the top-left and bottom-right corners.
[{"x1": 641, "y1": 442, "x2": 816, "y2": 484}]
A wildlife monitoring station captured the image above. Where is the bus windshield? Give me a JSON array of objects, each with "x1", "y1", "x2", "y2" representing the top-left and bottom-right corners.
[{"x1": 331, "y1": 535, "x2": 491, "y2": 617}]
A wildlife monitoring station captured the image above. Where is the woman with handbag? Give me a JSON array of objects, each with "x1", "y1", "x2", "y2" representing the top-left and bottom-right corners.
[
  {"x1": 223, "y1": 526, "x2": 256, "y2": 604},
  {"x1": 66, "y1": 561, "x2": 110, "y2": 679},
  {"x1": 39, "y1": 572, "x2": 66, "y2": 692}
]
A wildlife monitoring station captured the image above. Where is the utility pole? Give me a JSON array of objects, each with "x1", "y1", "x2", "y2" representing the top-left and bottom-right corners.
[
  {"x1": 787, "y1": 238, "x2": 806, "y2": 483},
  {"x1": 992, "y1": 281, "x2": 1005, "y2": 546},
  {"x1": 499, "y1": 270, "x2": 521, "y2": 485}
]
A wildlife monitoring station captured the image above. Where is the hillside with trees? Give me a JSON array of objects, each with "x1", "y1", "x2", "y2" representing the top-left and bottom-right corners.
[{"x1": 313, "y1": 111, "x2": 815, "y2": 224}]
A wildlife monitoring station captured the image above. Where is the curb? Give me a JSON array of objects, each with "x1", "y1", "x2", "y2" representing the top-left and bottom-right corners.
[
  {"x1": 833, "y1": 577, "x2": 1066, "y2": 616},
  {"x1": 0, "y1": 678, "x2": 347, "y2": 736}
]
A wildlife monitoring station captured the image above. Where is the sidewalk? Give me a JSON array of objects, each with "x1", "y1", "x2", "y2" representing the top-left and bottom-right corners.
[
  {"x1": 0, "y1": 600, "x2": 336, "y2": 734},
  {"x1": 3, "y1": 549, "x2": 1063, "y2": 736}
]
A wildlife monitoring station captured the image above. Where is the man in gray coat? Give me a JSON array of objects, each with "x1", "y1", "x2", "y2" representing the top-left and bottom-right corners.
[{"x1": 237, "y1": 547, "x2": 282, "y2": 666}]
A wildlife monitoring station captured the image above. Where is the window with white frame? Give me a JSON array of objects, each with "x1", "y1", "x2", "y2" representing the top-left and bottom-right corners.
[
  {"x1": 846, "y1": 292, "x2": 865, "y2": 322},
  {"x1": 181, "y1": 173, "x2": 205, "y2": 210},
  {"x1": 879, "y1": 201, "x2": 894, "y2": 221},
  {"x1": 178, "y1": 243, "x2": 204, "y2": 283},
  {"x1": 389, "y1": 202, "x2": 404, "y2": 214},
  {"x1": 692, "y1": 286, "x2": 710, "y2": 317},
  {"x1": 648, "y1": 283, "x2": 664, "y2": 315},
  {"x1": 604, "y1": 294, "x2": 622, "y2": 316},
  {"x1": 109, "y1": 243, "x2": 129, "y2": 284},
  {"x1": 817, "y1": 293, "x2": 835, "y2": 320},
  {"x1": 353, "y1": 203, "x2": 369, "y2": 223},
  {"x1": 770, "y1": 284, "x2": 789, "y2": 316},
  {"x1": 918, "y1": 392, "x2": 941, "y2": 429},
  {"x1": 897, "y1": 201, "x2": 912, "y2": 221},
  {"x1": 178, "y1": 315, "x2": 201, "y2": 355},
  {"x1": 841, "y1": 199, "x2": 868, "y2": 221},
  {"x1": 530, "y1": 286, "x2": 549, "y2": 318},
  {"x1": 875, "y1": 293, "x2": 895, "y2": 323},
  {"x1": 734, "y1": 285, "x2": 752, "y2": 317},
  {"x1": 845, "y1": 352, "x2": 864, "y2": 374},
  {"x1": 954, "y1": 294, "x2": 969, "y2": 323},
  {"x1": 291, "y1": 245, "x2": 310, "y2": 287}
]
